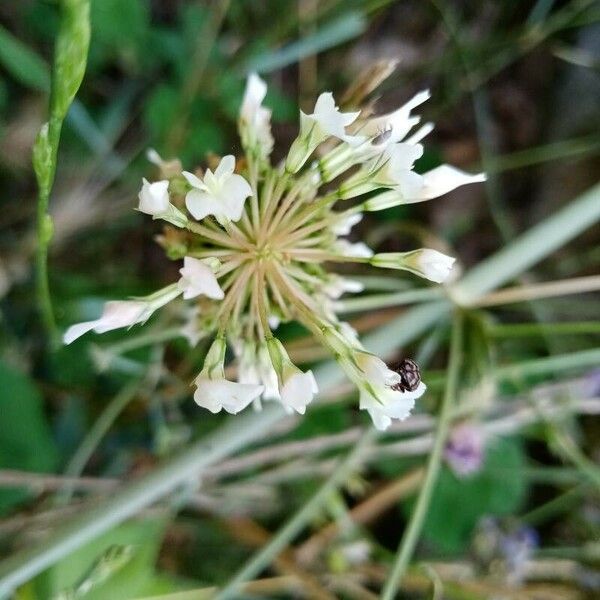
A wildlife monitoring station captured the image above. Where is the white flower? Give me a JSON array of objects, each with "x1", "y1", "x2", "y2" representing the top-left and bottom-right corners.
[
  {"x1": 280, "y1": 369, "x2": 318, "y2": 415},
  {"x1": 138, "y1": 179, "x2": 187, "y2": 227},
  {"x1": 237, "y1": 341, "x2": 279, "y2": 401},
  {"x1": 372, "y1": 143, "x2": 424, "y2": 195},
  {"x1": 357, "y1": 90, "x2": 430, "y2": 146},
  {"x1": 138, "y1": 179, "x2": 169, "y2": 215},
  {"x1": 371, "y1": 249, "x2": 456, "y2": 284},
  {"x1": 338, "y1": 142, "x2": 424, "y2": 200},
  {"x1": 183, "y1": 155, "x2": 252, "y2": 223},
  {"x1": 331, "y1": 212, "x2": 363, "y2": 236},
  {"x1": 360, "y1": 383, "x2": 425, "y2": 430},
  {"x1": 305, "y1": 93, "x2": 360, "y2": 140},
  {"x1": 181, "y1": 307, "x2": 204, "y2": 347},
  {"x1": 178, "y1": 256, "x2": 224, "y2": 300},
  {"x1": 239, "y1": 73, "x2": 273, "y2": 159},
  {"x1": 266, "y1": 337, "x2": 318, "y2": 414},
  {"x1": 413, "y1": 249, "x2": 456, "y2": 283},
  {"x1": 64, "y1": 300, "x2": 156, "y2": 345},
  {"x1": 349, "y1": 352, "x2": 426, "y2": 431},
  {"x1": 194, "y1": 337, "x2": 263, "y2": 414},
  {"x1": 286, "y1": 93, "x2": 359, "y2": 173},
  {"x1": 364, "y1": 165, "x2": 485, "y2": 211},
  {"x1": 416, "y1": 165, "x2": 486, "y2": 200},
  {"x1": 194, "y1": 378, "x2": 265, "y2": 414},
  {"x1": 334, "y1": 240, "x2": 373, "y2": 258}
]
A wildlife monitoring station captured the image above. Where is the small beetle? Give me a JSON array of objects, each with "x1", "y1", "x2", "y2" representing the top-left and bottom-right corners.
[{"x1": 390, "y1": 358, "x2": 421, "y2": 393}]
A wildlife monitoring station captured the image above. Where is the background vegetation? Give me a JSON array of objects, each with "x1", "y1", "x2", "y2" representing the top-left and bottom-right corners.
[{"x1": 0, "y1": 0, "x2": 599, "y2": 598}]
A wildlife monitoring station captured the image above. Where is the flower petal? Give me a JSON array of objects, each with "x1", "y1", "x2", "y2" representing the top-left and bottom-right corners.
[
  {"x1": 178, "y1": 256, "x2": 224, "y2": 300},
  {"x1": 415, "y1": 165, "x2": 486, "y2": 200},
  {"x1": 63, "y1": 320, "x2": 101, "y2": 345},
  {"x1": 214, "y1": 155, "x2": 236, "y2": 179},
  {"x1": 185, "y1": 189, "x2": 221, "y2": 221},
  {"x1": 220, "y1": 174, "x2": 253, "y2": 221},
  {"x1": 194, "y1": 378, "x2": 264, "y2": 414},
  {"x1": 182, "y1": 170, "x2": 206, "y2": 190},
  {"x1": 138, "y1": 179, "x2": 170, "y2": 215},
  {"x1": 280, "y1": 370, "x2": 318, "y2": 415}
]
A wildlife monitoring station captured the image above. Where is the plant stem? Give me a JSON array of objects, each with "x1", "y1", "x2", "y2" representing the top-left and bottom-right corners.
[
  {"x1": 489, "y1": 321, "x2": 600, "y2": 338},
  {"x1": 473, "y1": 275, "x2": 600, "y2": 307},
  {"x1": 0, "y1": 404, "x2": 285, "y2": 597},
  {"x1": 215, "y1": 429, "x2": 377, "y2": 600},
  {"x1": 381, "y1": 311, "x2": 463, "y2": 599},
  {"x1": 34, "y1": 0, "x2": 91, "y2": 343},
  {"x1": 55, "y1": 378, "x2": 143, "y2": 505},
  {"x1": 335, "y1": 288, "x2": 442, "y2": 313},
  {"x1": 451, "y1": 181, "x2": 600, "y2": 302}
]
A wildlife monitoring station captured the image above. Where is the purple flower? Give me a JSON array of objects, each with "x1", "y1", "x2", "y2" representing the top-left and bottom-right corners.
[{"x1": 444, "y1": 422, "x2": 485, "y2": 477}]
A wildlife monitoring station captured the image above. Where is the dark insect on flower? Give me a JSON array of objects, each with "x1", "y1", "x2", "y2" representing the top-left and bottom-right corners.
[
  {"x1": 372, "y1": 127, "x2": 393, "y2": 145},
  {"x1": 390, "y1": 358, "x2": 421, "y2": 392}
]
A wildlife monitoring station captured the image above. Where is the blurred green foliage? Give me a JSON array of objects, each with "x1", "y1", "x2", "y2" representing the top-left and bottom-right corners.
[{"x1": 0, "y1": 361, "x2": 59, "y2": 514}]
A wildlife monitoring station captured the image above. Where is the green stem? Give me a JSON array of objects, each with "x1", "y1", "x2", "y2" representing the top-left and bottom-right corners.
[
  {"x1": 335, "y1": 288, "x2": 442, "y2": 314},
  {"x1": 34, "y1": 0, "x2": 90, "y2": 343},
  {"x1": 452, "y1": 181, "x2": 600, "y2": 301},
  {"x1": 381, "y1": 311, "x2": 463, "y2": 599},
  {"x1": 215, "y1": 429, "x2": 376, "y2": 600},
  {"x1": 55, "y1": 378, "x2": 143, "y2": 505},
  {"x1": 489, "y1": 321, "x2": 600, "y2": 338},
  {"x1": 0, "y1": 404, "x2": 286, "y2": 597}
]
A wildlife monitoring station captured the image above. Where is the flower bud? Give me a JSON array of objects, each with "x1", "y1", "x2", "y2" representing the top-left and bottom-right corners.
[{"x1": 371, "y1": 249, "x2": 456, "y2": 283}]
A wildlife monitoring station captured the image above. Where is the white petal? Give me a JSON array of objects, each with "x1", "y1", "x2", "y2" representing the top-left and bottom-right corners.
[
  {"x1": 280, "y1": 370, "x2": 318, "y2": 415},
  {"x1": 415, "y1": 165, "x2": 486, "y2": 200},
  {"x1": 63, "y1": 300, "x2": 150, "y2": 344},
  {"x1": 63, "y1": 320, "x2": 101, "y2": 345},
  {"x1": 220, "y1": 174, "x2": 252, "y2": 221},
  {"x1": 93, "y1": 301, "x2": 150, "y2": 333},
  {"x1": 241, "y1": 73, "x2": 267, "y2": 115},
  {"x1": 335, "y1": 240, "x2": 374, "y2": 258},
  {"x1": 182, "y1": 170, "x2": 206, "y2": 190},
  {"x1": 396, "y1": 170, "x2": 425, "y2": 198},
  {"x1": 332, "y1": 212, "x2": 363, "y2": 236},
  {"x1": 194, "y1": 378, "x2": 263, "y2": 414},
  {"x1": 359, "y1": 90, "x2": 430, "y2": 143},
  {"x1": 386, "y1": 143, "x2": 424, "y2": 172},
  {"x1": 416, "y1": 249, "x2": 456, "y2": 283},
  {"x1": 312, "y1": 92, "x2": 359, "y2": 139},
  {"x1": 138, "y1": 179, "x2": 170, "y2": 215},
  {"x1": 185, "y1": 189, "x2": 221, "y2": 221},
  {"x1": 367, "y1": 408, "x2": 392, "y2": 431},
  {"x1": 214, "y1": 155, "x2": 236, "y2": 179},
  {"x1": 178, "y1": 257, "x2": 224, "y2": 300},
  {"x1": 404, "y1": 122, "x2": 434, "y2": 145}
]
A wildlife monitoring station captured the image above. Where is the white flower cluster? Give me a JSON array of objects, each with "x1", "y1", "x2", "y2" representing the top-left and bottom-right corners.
[{"x1": 64, "y1": 74, "x2": 485, "y2": 430}]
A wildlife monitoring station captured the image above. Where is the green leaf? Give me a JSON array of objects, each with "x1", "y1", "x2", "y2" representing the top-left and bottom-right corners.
[
  {"x1": 0, "y1": 361, "x2": 59, "y2": 514},
  {"x1": 406, "y1": 437, "x2": 528, "y2": 553},
  {"x1": 51, "y1": 0, "x2": 91, "y2": 120},
  {"x1": 0, "y1": 24, "x2": 50, "y2": 91},
  {"x1": 32, "y1": 517, "x2": 168, "y2": 600},
  {"x1": 245, "y1": 11, "x2": 367, "y2": 73}
]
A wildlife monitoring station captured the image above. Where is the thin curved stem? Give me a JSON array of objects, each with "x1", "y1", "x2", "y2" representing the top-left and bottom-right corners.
[
  {"x1": 381, "y1": 311, "x2": 463, "y2": 599},
  {"x1": 215, "y1": 429, "x2": 377, "y2": 600}
]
